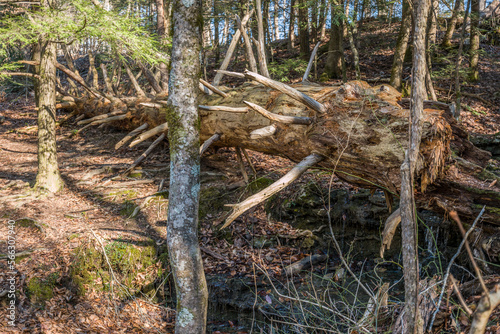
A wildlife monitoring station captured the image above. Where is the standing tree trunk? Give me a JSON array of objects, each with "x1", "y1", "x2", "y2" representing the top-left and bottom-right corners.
[
  {"x1": 469, "y1": 0, "x2": 480, "y2": 81},
  {"x1": 442, "y1": 0, "x2": 463, "y2": 47},
  {"x1": 400, "y1": 0, "x2": 430, "y2": 332},
  {"x1": 298, "y1": 0, "x2": 310, "y2": 60},
  {"x1": 325, "y1": 0, "x2": 345, "y2": 79},
  {"x1": 34, "y1": 39, "x2": 64, "y2": 193},
  {"x1": 273, "y1": 0, "x2": 280, "y2": 40},
  {"x1": 166, "y1": 0, "x2": 208, "y2": 332},
  {"x1": 155, "y1": 0, "x2": 169, "y2": 93},
  {"x1": 288, "y1": 0, "x2": 296, "y2": 51},
  {"x1": 213, "y1": 0, "x2": 220, "y2": 65},
  {"x1": 390, "y1": 0, "x2": 412, "y2": 89},
  {"x1": 427, "y1": 0, "x2": 439, "y2": 44}
]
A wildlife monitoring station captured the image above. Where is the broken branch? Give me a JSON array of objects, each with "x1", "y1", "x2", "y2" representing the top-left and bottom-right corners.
[
  {"x1": 244, "y1": 101, "x2": 313, "y2": 125},
  {"x1": 221, "y1": 153, "x2": 323, "y2": 228}
]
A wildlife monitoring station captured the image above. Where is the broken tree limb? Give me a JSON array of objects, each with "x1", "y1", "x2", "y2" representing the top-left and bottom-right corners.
[
  {"x1": 78, "y1": 114, "x2": 127, "y2": 133},
  {"x1": 250, "y1": 124, "x2": 277, "y2": 139},
  {"x1": 284, "y1": 254, "x2": 328, "y2": 276},
  {"x1": 213, "y1": 9, "x2": 255, "y2": 86},
  {"x1": 200, "y1": 133, "x2": 221, "y2": 155},
  {"x1": 198, "y1": 105, "x2": 248, "y2": 113},
  {"x1": 235, "y1": 14, "x2": 258, "y2": 73},
  {"x1": 129, "y1": 122, "x2": 168, "y2": 148},
  {"x1": 77, "y1": 110, "x2": 125, "y2": 125},
  {"x1": 199, "y1": 82, "x2": 213, "y2": 95},
  {"x1": 115, "y1": 123, "x2": 149, "y2": 150},
  {"x1": 199, "y1": 79, "x2": 228, "y2": 98},
  {"x1": 235, "y1": 147, "x2": 249, "y2": 184},
  {"x1": 221, "y1": 153, "x2": 323, "y2": 228},
  {"x1": 215, "y1": 70, "x2": 245, "y2": 79},
  {"x1": 244, "y1": 70, "x2": 327, "y2": 113},
  {"x1": 123, "y1": 133, "x2": 165, "y2": 175},
  {"x1": 469, "y1": 284, "x2": 500, "y2": 334},
  {"x1": 244, "y1": 101, "x2": 313, "y2": 125},
  {"x1": 380, "y1": 208, "x2": 402, "y2": 258},
  {"x1": 302, "y1": 41, "x2": 322, "y2": 82},
  {"x1": 241, "y1": 148, "x2": 257, "y2": 175}
]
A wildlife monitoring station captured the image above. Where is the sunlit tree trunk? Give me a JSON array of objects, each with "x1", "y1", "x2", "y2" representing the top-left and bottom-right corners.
[
  {"x1": 273, "y1": 0, "x2": 280, "y2": 40},
  {"x1": 155, "y1": 0, "x2": 169, "y2": 93},
  {"x1": 469, "y1": 0, "x2": 480, "y2": 81},
  {"x1": 288, "y1": 0, "x2": 296, "y2": 50},
  {"x1": 166, "y1": 0, "x2": 208, "y2": 332},
  {"x1": 325, "y1": 0, "x2": 344, "y2": 79},
  {"x1": 213, "y1": 0, "x2": 220, "y2": 64},
  {"x1": 33, "y1": 39, "x2": 64, "y2": 193},
  {"x1": 427, "y1": 0, "x2": 439, "y2": 44},
  {"x1": 442, "y1": 0, "x2": 463, "y2": 47},
  {"x1": 390, "y1": 0, "x2": 412, "y2": 89}
]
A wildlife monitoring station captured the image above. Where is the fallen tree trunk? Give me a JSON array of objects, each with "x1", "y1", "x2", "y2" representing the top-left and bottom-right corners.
[{"x1": 65, "y1": 78, "x2": 500, "y2": 224}]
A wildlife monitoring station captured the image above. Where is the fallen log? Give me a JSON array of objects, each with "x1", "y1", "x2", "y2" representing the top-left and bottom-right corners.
[{"x1": 64, "y1": 77, "x2": 500, "y2": 225}]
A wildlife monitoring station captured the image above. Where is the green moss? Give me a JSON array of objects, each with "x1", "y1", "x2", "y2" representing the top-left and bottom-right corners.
[
  {"x1": 248, "y1": 177, "x2": 274, "y2": 193},
  {"x1": 108, "y1": 189, "x2": 138, "y2": 200},
  {"x1": 70, "y1": 239, "x2": 162, "y2": 299},
  {"x1": 120, "y1": 200, "x2": 138, "y2": 217},
  {"x1": 26, "y1": 272, "x2": 59, "y2": 305},
  {"x1": 128, "y1": 171, "x2": 144, "y2": 178}
]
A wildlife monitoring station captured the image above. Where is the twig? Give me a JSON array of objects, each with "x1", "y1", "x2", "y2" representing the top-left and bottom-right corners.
[{"x1": 428, "y1": 205, "x2": 485, "y2": 331}]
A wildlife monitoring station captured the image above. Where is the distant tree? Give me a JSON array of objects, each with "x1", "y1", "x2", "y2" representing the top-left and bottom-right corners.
[
  {"x1": 325, "y1": 0, "x2": 345, "y2": 79},
  {"x1": 390, "y1": 0, "x2": 412, "y2": 89}
]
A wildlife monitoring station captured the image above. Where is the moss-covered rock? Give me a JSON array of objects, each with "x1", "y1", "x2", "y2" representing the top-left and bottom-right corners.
[
  {"x1": 70, "y1": 238, "x2": 165, "y2": 300},
  {"x1": 26, "y1": 272, "x2": 59, "y2": 305}
]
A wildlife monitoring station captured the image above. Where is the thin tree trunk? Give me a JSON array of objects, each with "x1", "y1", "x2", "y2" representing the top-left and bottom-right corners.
[
  {"x1": 325, "y1": 0, "x2": 344, "y2": 79},
  {"x1": 288, "y1": 0, "x2": 296, "y2": 51},
  {"x1": 298, "y1": 0, "x2": 310, "y2": 60},
  {"x1": 213, "y1": 0, "x2": 220, "y2": 65},
  {"x1": 469, "y1": 0, "x2": 480, "y2": 81},
  {"x1": 273, "y1": 0, "x2": 280, "y2": 40},
  {"x1": 454, "y1": 0, "x2": 472, "y2": 120},
  {"x1": 442, "y1": 0, "x2": 463, "y2": 47},
  {"x1": 390, "y1": 0, "x2": 412, "y2": 89},
  {"x1": 428, "y1": 0, "x2": 439, "y2": 44},
  {"x1": 34, "y1": 39, "x2": 64, "y2": 193},
  {"x1": 346, "y1": 0, "x2": 360, "y2": 79},
  {"x1": 256, "y1": 0, "x2": 270, "y2": 77},
  {"x1": 400, "y1": 0, "x2": 430, "y2": 332},
  {"x1": 155, "y1": 0, "x2": 169, "y2": 93},
  {"x1": 166, "y1": 0, "x2": 208, "y2": 332}
]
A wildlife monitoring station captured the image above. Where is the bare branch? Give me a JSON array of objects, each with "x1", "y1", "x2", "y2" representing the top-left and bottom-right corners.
[
  {"x1": 244, "y1": 101, "x2": 313, "y2": 125},
  {"x1": 221, "y1": 153, "x2": 323, "y2": 228}
]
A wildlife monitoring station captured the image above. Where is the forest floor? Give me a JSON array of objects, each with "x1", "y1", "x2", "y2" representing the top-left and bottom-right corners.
[{"x1": 1, "y1": 21, "x2": 500, "y2": 334}]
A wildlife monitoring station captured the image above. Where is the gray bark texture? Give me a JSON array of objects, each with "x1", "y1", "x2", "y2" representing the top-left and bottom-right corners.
[
  {"x1": 390, "y1": 0, "x2": 412, "y2": 89},
  {"x1": 166, "y1": 0, "x2": 208, "y2": 332},
  {"x1": 400, "y1": 0, "x2": 430, "y2": 332},
  {"x1": 34, "y1": 39, "x2": 64, "y2": 193}
]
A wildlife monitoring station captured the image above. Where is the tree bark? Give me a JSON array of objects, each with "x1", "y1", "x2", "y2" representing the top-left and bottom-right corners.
[
  {"x1": 155, "y1": 0, "x2": 169, "y2": 93},
  {"x1": 469, "y1": 0, "x2": 480, "y2": 81},
  {"x1": 288, "y1": 0, "x2": 296, "y2": 51},
  {"x1": 34, "y1": 39, "x2": 64, "y2": 193},
  {"x1": 442, "y1": 0, "x2": 463, "y2": 47},
  {"x1": 166, "y1": 0, "x2": 208, "y2": 332},
  {"x1": 297, "y1": 0, "x2": 310, "y2": 60},
  {"x1": 390, "y1": 0, "x2": 412, "y2": 89},
  {"x1": 400, "y1": 0, "x2": 430, "y2": 331},
  {"x1": 68, "y1": 77, "x2": 500, "y2": 225},
  {"x1": 325, "y1": 0, "x2": 345, "y2": 79}
]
